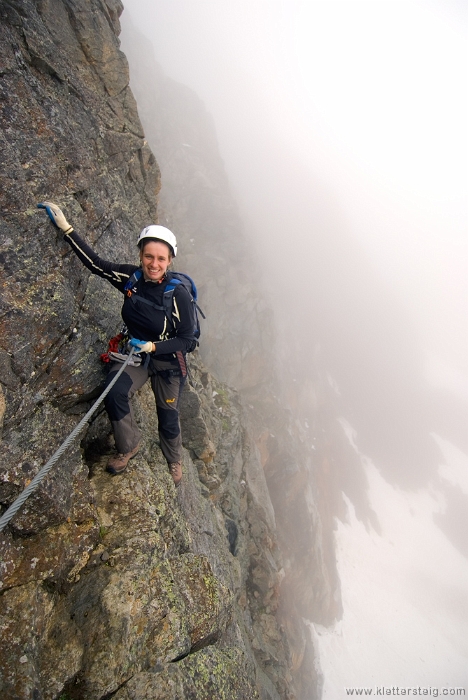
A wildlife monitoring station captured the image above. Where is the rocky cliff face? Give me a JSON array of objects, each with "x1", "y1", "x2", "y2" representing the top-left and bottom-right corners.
[
  {"x1": 122, "y1": 19, "x2": 346, "y2": 689},
  {"x1": 0, "y1": 2, "x2": 341, "y2": 699}
]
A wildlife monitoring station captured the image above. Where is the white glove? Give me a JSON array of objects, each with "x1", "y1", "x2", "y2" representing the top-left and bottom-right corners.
[
  {"x1": 37, "y1": 201, "x2": 73, "y2": 234},
  {"x1": 129, "y1": 338, "x2": 154, "y2": 353}
]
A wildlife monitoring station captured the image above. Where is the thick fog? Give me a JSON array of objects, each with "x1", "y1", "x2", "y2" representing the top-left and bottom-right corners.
[
  {"x1": 121, "y1": 0, "x2": 467, "y2": 483},
  {"x1": 120, "y1": 0, "x2": 468, "y2": 691}
]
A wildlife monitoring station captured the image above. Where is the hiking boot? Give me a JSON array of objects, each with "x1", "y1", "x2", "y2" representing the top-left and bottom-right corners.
[
  {"x1": 168, "y1": 461, "x2": 182, "y2": 487},
  {"x1": 106, "y1": 445, "x2": 139, "y2": 475}
]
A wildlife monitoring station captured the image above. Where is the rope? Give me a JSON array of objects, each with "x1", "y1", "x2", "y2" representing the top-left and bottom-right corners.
[{"x1": 0, "y1": 349, "x2": 135, "y2": 533}]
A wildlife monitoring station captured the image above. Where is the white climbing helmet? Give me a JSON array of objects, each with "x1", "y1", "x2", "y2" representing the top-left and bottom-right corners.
[{"x1": 137, "y1": 225, "x2": 177, "y2": 257}]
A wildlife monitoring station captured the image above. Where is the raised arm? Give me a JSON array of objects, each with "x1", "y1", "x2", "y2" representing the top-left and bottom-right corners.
[{"x1": 38, "y1": 201, "x2": 136, "y2": 292}]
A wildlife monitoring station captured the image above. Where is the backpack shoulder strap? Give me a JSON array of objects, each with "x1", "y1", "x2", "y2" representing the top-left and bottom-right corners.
[
  {"x1": 162, "y1": 279, "x2": 181, "y2": 322},
  {"x1": 124, "y1": 268, "x2": 142, "y2": 292},
  {"x1": 167, "y1": 273, "x2": 206, "y2": 319},
  {"x1": 164, "y1": 278, "x2": 182, "y2": 294}
]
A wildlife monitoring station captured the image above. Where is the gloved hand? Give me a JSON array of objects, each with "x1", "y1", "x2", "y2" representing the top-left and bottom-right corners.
[
  {"x1": 37, "y1": 201, "x2": 73, "y2": 234},
  {"x1": 129, "y1": 338, "x2": 154, "y2": 353}
]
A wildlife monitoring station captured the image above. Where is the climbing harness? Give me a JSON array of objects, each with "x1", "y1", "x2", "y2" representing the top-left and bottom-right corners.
[
  {"x1": 0, "y1": 348, "x2": 136, "y2": 534},
  {"x1": 100, "y1": 329, "x2": 143, "y2": 366}
]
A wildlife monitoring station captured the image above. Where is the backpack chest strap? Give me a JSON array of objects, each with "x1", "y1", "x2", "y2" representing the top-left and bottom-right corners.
[{"x1": 128, "y1": 294, "x2": 166, "y2": 312}]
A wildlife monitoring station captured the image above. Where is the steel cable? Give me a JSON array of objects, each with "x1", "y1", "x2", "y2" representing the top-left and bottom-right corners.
[{"x1": 0, "y1": 349, "x2": 135, "y2": 533}]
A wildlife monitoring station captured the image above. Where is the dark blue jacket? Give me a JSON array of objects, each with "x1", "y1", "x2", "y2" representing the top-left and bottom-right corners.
[{"x1": 65, "y1": 230, "x2": 195, "y2": 360}]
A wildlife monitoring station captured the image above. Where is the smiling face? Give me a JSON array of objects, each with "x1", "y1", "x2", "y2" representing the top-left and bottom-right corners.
[{"x1": 139, "y1": 240, "x2": 172, "y2": 282}]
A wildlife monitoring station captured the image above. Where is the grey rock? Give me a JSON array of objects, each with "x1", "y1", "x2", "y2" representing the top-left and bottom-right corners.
[{"x1": 0, "y1": 3, "x2": 343, "y2": 699}]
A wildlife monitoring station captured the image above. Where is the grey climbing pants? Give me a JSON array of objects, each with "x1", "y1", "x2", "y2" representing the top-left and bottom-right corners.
[{"x1": 103, "y1": 359, "x2": 186, "y2": 464}]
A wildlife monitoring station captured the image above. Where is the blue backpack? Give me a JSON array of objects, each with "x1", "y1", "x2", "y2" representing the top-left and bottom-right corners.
[{"x1": 124, "y1": 269, "x2": 205, "y2": 352}]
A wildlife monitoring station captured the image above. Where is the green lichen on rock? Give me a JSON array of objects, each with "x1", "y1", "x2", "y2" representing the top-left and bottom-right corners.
[
  {"x1": 0, "y1": 0, "x2": 323, "y2": 698},
  {"x1": 114, "y1": 646, "x2": 259, "y2": 700}
]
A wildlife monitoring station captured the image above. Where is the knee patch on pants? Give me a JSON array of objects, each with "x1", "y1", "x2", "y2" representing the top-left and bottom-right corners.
[
  {"x1": 157, "y1": 407, "x2": 181, "y2": 440},
  {"x1": 104, "y1": 371, "x2": 134, "y2": 422}
]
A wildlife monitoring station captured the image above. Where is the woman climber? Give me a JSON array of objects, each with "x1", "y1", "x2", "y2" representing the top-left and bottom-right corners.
[{"x1": 38, "y1": 202, "x2": 196, "y2": 486}]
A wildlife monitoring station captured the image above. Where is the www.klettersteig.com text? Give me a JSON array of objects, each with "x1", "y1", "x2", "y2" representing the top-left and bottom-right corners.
[{"x1": 344, "y1": 687, "x2": 466, "y2": 697}]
